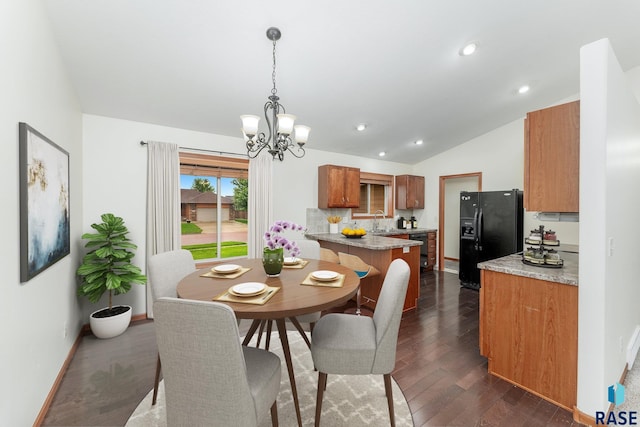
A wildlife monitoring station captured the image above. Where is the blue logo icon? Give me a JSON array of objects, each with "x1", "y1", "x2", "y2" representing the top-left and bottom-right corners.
[{"x1": 608, "y1": 382, "x2": 626, "y2": 407}]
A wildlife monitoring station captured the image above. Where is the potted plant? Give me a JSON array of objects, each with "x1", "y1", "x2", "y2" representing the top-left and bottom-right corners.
[{"x1": 77, "y1": 213, "x2": 147, "y2": 339}]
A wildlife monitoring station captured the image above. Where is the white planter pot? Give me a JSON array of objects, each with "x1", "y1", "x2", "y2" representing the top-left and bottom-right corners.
[
  {"x1": 89, "y1": 305, "x2": 132, "y2": 339},
  {"x1": 329, "y1": 223, "x2": 339, "y2": 234}
]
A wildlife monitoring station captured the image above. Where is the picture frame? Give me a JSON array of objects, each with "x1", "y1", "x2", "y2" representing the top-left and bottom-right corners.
[{"x1": 19, "y1": 122, "x2": 70, "y2": 282}]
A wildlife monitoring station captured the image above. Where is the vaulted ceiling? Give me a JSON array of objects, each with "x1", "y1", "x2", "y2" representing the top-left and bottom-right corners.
[{"x1": 43, "y1": 0, "x2": 640, "y2": 164}]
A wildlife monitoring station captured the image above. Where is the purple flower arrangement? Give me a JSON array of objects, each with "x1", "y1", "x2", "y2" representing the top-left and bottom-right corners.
[{"x1": 264, "y1": 220, "x2": 306, "y2": 257}]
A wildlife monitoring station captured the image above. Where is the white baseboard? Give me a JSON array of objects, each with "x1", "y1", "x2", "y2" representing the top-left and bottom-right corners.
[
  {"x1": 627, "y1": 325, "x2": 640, "y2": 369},
  {"x1": 443, "y1": 268, "x2": 458, "y2": 274}
]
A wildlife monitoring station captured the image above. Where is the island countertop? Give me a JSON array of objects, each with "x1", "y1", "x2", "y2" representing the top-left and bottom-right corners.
[
  {"x1": 305, "y1": 232, "x2": 423, "y2": 250},
  {"x1": 478, "y1": 252, "x2": 578, "y2": 286}
]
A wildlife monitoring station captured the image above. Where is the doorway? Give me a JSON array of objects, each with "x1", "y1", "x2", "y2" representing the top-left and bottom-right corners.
[{"x1": 438, "y1": 173, "x2": 482, "y2": 273}]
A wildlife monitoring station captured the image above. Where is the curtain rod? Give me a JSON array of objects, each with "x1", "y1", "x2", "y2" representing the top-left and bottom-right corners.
[{"x1": 139, "y1": 140, "x2": 247, "y2": 158}]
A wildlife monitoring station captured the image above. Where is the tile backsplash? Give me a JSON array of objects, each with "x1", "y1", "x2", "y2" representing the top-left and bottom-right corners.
[{"x1": 305, "y1": 208, "x2": 397, "y2": 233}]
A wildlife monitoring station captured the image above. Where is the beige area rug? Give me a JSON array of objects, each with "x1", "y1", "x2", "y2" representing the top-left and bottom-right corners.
[{"x1": 126, "y1": 331, "x2": 414, "y2": 426}]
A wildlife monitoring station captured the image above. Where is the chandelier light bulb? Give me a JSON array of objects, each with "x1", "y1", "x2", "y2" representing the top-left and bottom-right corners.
[
  {"x1": 276, "y1": 114, "x2": 296, "y2": 135},
  {"x1": 294, "y1": 125, "x2": 310, "y2": 144},
  {"x1": 240, "y1": 115, "x2": 260, "y2": 137}
]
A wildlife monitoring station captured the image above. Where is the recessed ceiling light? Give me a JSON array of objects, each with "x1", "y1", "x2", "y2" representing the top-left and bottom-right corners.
[
  {"x1": 378, "y1": 151, "x2": 386, "y2": 157},
  {"x1": 356, "y1": 123, "x2": 367, "y2": 132},
  {"x1": 415, "y1": 139, "x2": 424, "y2": 145},
  {"x1": 518, "y1": 85, "x2": 530, "y2": 94},
  {"x1": 459, "y1": 42, "x2": 477, "y2": 56}
]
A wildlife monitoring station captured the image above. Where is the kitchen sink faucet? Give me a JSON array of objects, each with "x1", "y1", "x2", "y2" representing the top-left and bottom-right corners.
[{"x1": 373, "y1": 210, "x2": 386, "y2": 231}]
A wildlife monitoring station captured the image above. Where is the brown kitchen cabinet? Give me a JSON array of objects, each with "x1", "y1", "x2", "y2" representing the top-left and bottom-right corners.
[
  {"x1": 395, "y1": 175, "x2": 425, "y2": 209},
  {"x1": 317, "y1": 240, "x2": 420, "y2": 313},
  {"x1": 480, "y1": 269, "x2": 577, "y2": 411},
  {"x1": 318, "y1": 164, "x2": 360, "y2": 208},
  {"x1": 524, "y1": 100, "x2": 579, "y2": 212}
]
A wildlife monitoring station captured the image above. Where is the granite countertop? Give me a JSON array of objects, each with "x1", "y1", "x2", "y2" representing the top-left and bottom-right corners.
[
  {"x1": 305, "y1": 232, "x2": 423, "y2": 250},
  {"x1": 478, "y1": 252, "x2": 578, "y2": 286},
  {"x1": 364, "y1": 228, "x2": 437, "y2": 236}
]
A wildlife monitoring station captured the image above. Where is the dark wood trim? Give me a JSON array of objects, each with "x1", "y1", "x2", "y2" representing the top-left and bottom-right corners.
[
  {"x1": 33, "y1": 331, "x2": 83, "y2": 427},
  {"x1": 437, "y1": 172, "x2": 482, "y2": 271},
  {"x1": 573, "y1": 407, "x2": 596, "y2": 426}
]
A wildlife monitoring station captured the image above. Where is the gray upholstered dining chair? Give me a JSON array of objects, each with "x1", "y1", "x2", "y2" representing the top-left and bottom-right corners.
[
  {"x1": 147, "y1": 249, "x2": 196, "y2": 405},
  {"x1": 154, "y1": 297, "x2": 281, "y2": 427},
  {"x1": 310, "y1": 258, "x2": 410, "y2": 427}
]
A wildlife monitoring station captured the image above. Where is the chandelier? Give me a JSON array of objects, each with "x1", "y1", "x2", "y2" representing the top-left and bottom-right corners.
[{"x1": 241, "y1": 27, "x2": 310, "y2": 161}]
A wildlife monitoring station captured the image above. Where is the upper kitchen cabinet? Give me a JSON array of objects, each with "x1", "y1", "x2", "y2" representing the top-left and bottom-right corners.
[
  {"x1": 318, "y1": 164, "x2": 360, "y2": 208},
  {"x1": 524, "y1": 100, "x2": 580, "y2": 212},
  {"x1": 395, "y1": 175, "x2": 425, "y2": 209}
]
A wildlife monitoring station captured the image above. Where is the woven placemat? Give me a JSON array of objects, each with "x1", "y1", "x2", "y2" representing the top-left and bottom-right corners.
[
  {"x1": 213, "y1": 285, "x2": 279, "y2": 305},
  {"x1": 301, "y1": 272, "x2": 345, "y2": 288},
  {"x1": 200, "y1": 267, "x2": 251, "y2": 279},
  {"x1": 283, "y1": 259, "x2": 310, "y2": 269}
]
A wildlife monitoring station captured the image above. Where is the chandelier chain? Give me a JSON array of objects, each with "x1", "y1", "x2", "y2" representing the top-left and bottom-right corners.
[{"x1": 271, "y1": 38, "x2": 277, "y2": 97}]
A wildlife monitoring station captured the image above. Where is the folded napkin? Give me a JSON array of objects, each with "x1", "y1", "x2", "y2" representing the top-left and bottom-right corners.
[
  {"x1": 301, "y1": 272, "x2": 345, "y2": 288},
  {"x1": 213, "y1": 285, "x2": 279, "y2": 305},
  {"x1": 283, "y1": 259, "x2": 310, "y2": 269},
  {"x1": 200, "y1": 267, "x2": 251, "y2": 279}
]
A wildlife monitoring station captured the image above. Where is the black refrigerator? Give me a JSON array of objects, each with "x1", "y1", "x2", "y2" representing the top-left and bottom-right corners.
[{"x1": 459, "y1": 189, "x2": 523, "y2": 290}]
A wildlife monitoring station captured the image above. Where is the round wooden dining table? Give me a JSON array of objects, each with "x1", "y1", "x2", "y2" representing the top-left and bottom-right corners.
[{"x1": 177, "y1": 258, "x2": 360, "y2": 427}]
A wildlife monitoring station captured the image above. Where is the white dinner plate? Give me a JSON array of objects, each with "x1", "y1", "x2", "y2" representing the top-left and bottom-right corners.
[
  {"x1": 311, "y1": 270, "x2": 339, "y2": 282},
  {"x1": 229, "y1": 282, "x2": 267, "y2": 297},
  {"x1": 283, "y1": 257, "x2": 300, "y2": 265},
  {"x1": 212, "y1": 264, "x2": 241, "y2": 274}
]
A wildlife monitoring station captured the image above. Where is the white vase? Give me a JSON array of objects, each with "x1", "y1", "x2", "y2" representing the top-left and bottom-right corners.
[
  {"x1": 89, "y1": 305, "x2": 132, "y2": 339},
  {"x1": 329, "y1": 223, "x2": 339, "y2": 234}
]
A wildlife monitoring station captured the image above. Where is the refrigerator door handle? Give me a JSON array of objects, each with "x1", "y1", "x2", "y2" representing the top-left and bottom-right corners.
[
  {"x1": 477, "y1": 208, "x2": 483, "y2": 251},
  {"x1": 472, "y1": 208, "x2": 479, "y2": 249}
]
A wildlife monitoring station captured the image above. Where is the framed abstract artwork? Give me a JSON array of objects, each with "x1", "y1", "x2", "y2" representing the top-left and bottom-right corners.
[{"x1": 19, "y1": 122, "x2": 70, "y2": 282}]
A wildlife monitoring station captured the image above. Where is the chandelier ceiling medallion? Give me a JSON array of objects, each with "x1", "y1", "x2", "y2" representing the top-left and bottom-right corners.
[{"x1": 241, "y1": 27, "x2": 310, "y2": 161}]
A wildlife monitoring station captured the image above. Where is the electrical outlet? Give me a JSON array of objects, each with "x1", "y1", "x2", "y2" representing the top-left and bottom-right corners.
[
  {"x1": 608, "y1": 237, "x2": 614, "y2": 256},
  {"x1": 63, "y1": 322, "x2": 68, "y2": 338}
]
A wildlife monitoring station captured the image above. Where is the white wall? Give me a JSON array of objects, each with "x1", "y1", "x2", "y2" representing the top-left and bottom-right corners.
[
  {"x1": 0, "y1": 1, "x2": 83, "y2": 424},
  {"x1": 577, "y1": 39, "x2": 640, "y2": 415}
]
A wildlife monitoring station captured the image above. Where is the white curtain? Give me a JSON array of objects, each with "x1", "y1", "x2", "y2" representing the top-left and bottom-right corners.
[
  {"x1": 248, "y1": 152, "x2": 273, "y2": 258},
  {"x1": 145, "y1": 141, "x2": 180, "y2": 316}
]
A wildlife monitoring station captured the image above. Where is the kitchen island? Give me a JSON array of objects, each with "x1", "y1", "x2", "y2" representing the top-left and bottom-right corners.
[
  {"x1": 305, "y1": 231, "x2": 423, "y2": 311},
  {"x1": 478, "y1": 252, "x2": 578, "y2": 412}
]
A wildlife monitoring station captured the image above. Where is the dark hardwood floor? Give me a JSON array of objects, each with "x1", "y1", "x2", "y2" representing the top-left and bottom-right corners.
[{"x1": 42, "y1": 270, "x2": 583, "y2": 426}]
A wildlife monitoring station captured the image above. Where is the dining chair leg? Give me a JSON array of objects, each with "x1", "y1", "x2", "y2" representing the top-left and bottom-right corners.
[
  {"x1": 270, "y1": 400, "x2": 279, "y2": 427},
  {"x1": 315, "y1": 372, "x2": 327, "y2": 427},
  {"x1": 356, "y1": 287, "x2": 362, "y2": 316},
  {"x1": 309, "y1": 321, "x2": 315, "y2": 335},
  {"x1": 383, "y1": 374, "x2": 395, "y2": 427},
  {"x1": 152, "y1": 353, "x2": 162, "y2": 405}
]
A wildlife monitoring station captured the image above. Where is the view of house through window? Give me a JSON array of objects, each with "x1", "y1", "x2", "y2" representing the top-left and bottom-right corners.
[{"x1": 179, "y1": 152, "x2": 249, "y2": 261}]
